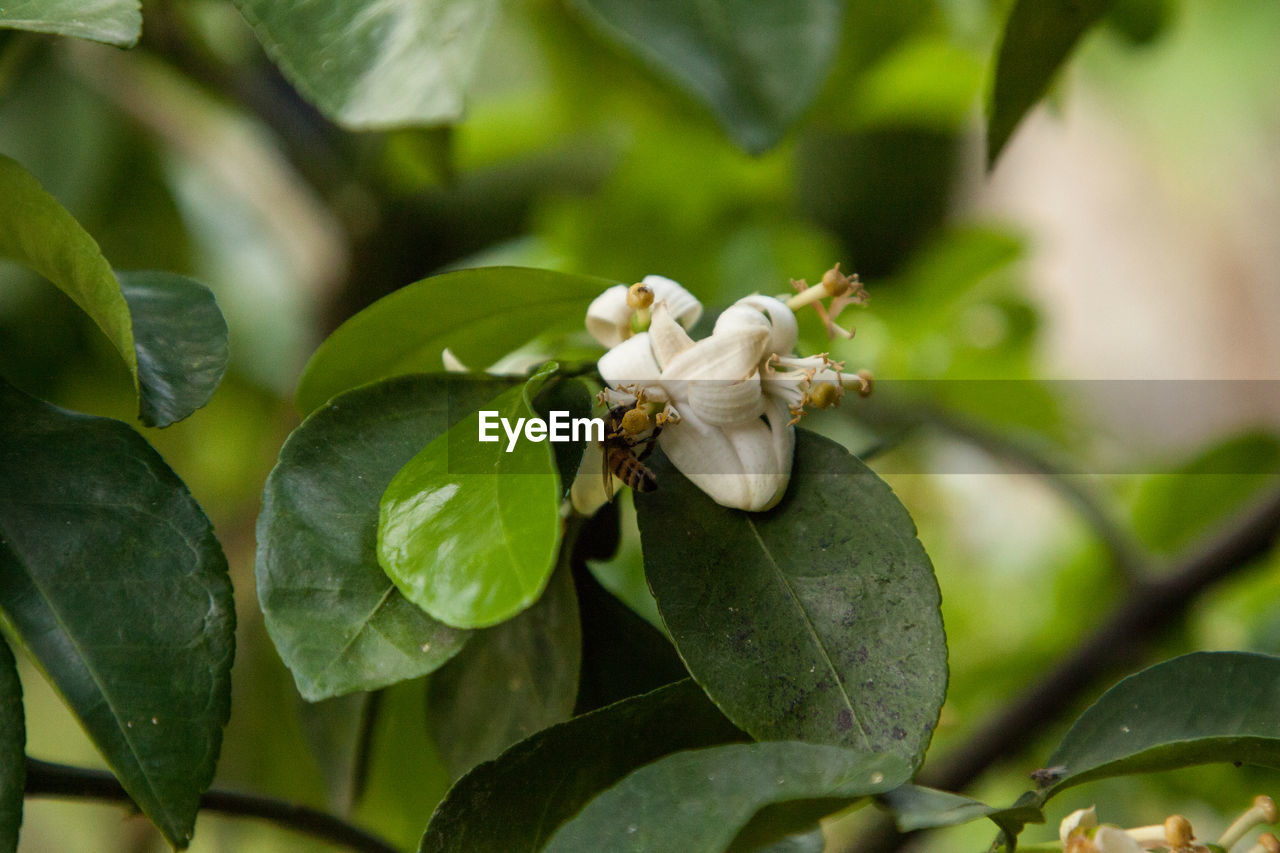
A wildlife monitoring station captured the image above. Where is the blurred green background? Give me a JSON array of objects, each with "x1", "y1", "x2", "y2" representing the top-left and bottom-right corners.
[{"x1": 2, "y1": 0, "x2": 1279, "y2": 849}]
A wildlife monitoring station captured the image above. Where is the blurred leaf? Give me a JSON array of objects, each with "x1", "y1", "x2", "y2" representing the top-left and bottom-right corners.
[
  {"x1": 295, "y1": 267, "x2": 610, "y2": 414},
  {"x1": 846, "y1": 36, "x2": 985, "y2": 131},
  {"x1": 231, "y1": 0, "x2": 498, "y2": 129},
  {"x1": 0, "y1": 153, "x2": 137, "y2": 393},
  {"x1": 1106, "y1": 0, "x2": 1177, "y2": 46},
  {"x1": 296, "y1": 691, "x2": 373, "y2": 811},
  {"x1": 567, "y1": 0, "x2": 842, "y2": 153},
  {"x1": 1130, "y1": 432, "x2": 1280, "y2": 555},
  {"x1": 427, "y1": 560, "x2": 580, "y2": 779},
  {"x1": 794, "y1": 128, "x2": 958, "y2": 278},
  {"x1": 378, "y1": 366, "x2": 563, "y2": 628},
  {"x1": 543, "y1": 743, "x2": 910, "y2": 852},
  {"x1": 0, "y1": 157, "x2": 227, "y2": 426},
  {"x1": 0, "y1": 636, "x2": 22, "y2": 853},
  {"x1": 257, "y1": 375, "x2": 513, "y2": 700},
  {"x1": 0, "y1": 0, "x2": 140, "y2": 47},
  {"x1": 585, "y1": 489, "x2": 663, "y2": 629},
  {"x1": 988, "y1": 0, "x2": 1115, "y2": 164},
  {"x1": 420, "y1": 680, "x2": 746, "y2": 852},
  {"x1": 1041, "y1": 651, "x2": 1280, "y2": 797},
  {"x1": 636, "y1": 430, "x2": 947, "y2": 767},
  {"x1": 0, "y1": 380, "x2": 234, "y2": 848},
  {"x1": 118, "y1": 271, "x2": 229, "y2": 428}
]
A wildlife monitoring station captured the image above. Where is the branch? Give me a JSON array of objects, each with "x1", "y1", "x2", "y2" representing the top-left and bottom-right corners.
[
  {"x1": 920, "y1": 408, "x2": 1150, "y2": 584},
  {"x1": 847, "y1": 483, "x2": 1280, "y2": 853},
  {"x1": 25, "y1": 758, "x2": 402, "y2": 853}
]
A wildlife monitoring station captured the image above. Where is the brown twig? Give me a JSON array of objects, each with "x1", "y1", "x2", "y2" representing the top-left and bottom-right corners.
[{"x1": 25, "y1": 758, "x2": 402, "y2": 853}]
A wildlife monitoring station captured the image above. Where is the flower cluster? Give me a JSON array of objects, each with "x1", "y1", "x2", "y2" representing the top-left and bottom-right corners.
[
  {"x1": 1058, "y1": 796, "x2": 1278, "y2": 853},
  {"x1": 575, "y1": 269, "x2": 870, "y2": 512}
]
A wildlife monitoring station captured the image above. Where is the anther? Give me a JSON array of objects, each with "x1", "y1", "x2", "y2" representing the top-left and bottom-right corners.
[
  {"x1": 821, "y1": 263, "x2": 857, "y2": 297},
  {"x1": 809, "y1": 382, "x2": 842, "y2": 409},
  {"x1": 1164, "y1": 814, "x2": 1193, "y2": 848}
]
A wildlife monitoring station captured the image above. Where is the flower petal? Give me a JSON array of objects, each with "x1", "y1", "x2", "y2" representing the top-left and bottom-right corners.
[
  {"x1": 686, "y1": 377, "x2": 765, "y2": 426},
  {"x1": 570, "y1": 440, "x2": 611, "y2": 515},
  {"x1": 643, "y1": 274, "x2": 702, "y2": 329},
  {"x1": 1061, "y1": 807, "x2": 1099, "y2": 844},
  {"x1": 586, "y1": 284, "x2": 633, "y2": 348},
  {"x1": 661, "y1": 325, "x2": 770, "y2": 382},
  {"x1": 649, "y1": 302, "x2": 696, "y2": 368},
  {"x1": 658, "y1": 408, "x2": 754, "y2": 511},
  {"x1": 736, "y1": 294, "x2": 798, "y2": 356},
  {"x1": 598, "y1": 332, "x2": 662, "y2": 388}
]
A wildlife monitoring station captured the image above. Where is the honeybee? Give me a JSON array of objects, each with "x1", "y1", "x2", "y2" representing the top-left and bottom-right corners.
[{"x1": 601, "y1": 402, "x2": 663, "y2": 498}]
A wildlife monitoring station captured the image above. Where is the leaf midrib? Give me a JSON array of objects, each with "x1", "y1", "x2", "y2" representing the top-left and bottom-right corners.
[{"x1": 744, "y1": 515, "x2": 872, "y2": 750}]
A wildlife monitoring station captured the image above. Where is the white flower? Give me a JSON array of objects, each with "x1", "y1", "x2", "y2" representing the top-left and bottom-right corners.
[
  {"x1": 583, "y1": 273, "x2": 871, "y2": 513},
  {"x1": 586, "y1": 275, "x2": 701, "y2": 349},
  {"x1": 1060, "y1": 807, "x2": 1216, "y2": 853}
]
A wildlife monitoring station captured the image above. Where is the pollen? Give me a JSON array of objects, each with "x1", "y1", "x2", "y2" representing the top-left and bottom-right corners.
[{"x1": 620, "y1": 406, "x2": 650, "y2": 435}]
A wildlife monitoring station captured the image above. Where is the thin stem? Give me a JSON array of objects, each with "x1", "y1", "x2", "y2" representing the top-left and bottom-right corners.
[{"x1": 25, "y1": 758, "x2": 402, "y2": 853}]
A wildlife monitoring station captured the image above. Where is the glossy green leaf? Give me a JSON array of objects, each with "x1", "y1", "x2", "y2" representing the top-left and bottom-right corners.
[
  {"x1": 257, "y1": 375, "x2": 514, "y2": 700},
  {"x1": 1041, "y1": 651, "x2": 1280, "y2": 796},
  {"x1": 544, "y1": 743, "x2": 910, "y2": 853},
  {"x1": 0, "y1": 156, "x2": 228, "y2": 427},
  {"x1": 567, "y1": 0, "x2": 842, "y2": 153},
  {"x1": 0, "y1": 636, "x2": 23, "y2": 853},
  {"x1": 420, "y1": 680, "x2": 746, "y2": 853},
  {"x1": 119, "y1": 271, "x2": 229, "y2": 428},
  {"x1": 0, "y1": 380, "x2": 234, "y2": 848},
  {"x1": 636, "y1": 430, "x2": 947, "y2": 767},
  {"x1": 295, "y1": 267, "x2": 611, "y2": 414},
  {"x1": 0, "y1": 0, "x2": 140, "y2": 47},
  {"x1": 426, "y1": 561, "x2": 580, "y2": 779},
  {"x1": 988, "y1": 0, "x2": 1114, "y2": 164},
  {"x1": 378, "y1": 366, "x2": 564, "y2": 628},
  {"x1": 231, "y1": 0, "x2": 497, "y2": 129},
  {"x1": 0, "y1": 153, "x2": 137, "y2": 391}
]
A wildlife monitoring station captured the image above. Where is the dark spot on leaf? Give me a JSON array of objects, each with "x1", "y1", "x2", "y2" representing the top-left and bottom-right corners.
[
  {"x1": 836, "y1": 709, "x2": 853, "y2": 732},
  {"x1": 891, "y1": 726, "x2": 907, "y2": 740}
]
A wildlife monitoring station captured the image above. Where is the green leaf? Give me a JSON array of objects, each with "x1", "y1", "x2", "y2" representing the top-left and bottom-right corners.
[
  {"x1": 0, "y1": 156, "x2": 228, "y2": 427},
  {"x1": 987, "y1": 0, "x2": 1115, "y2": 164},
  {"x1": 0, "y1": 636, "x2": 23, "y2": 853},
  {"x1": 567, "y1": 0, "x2": 842, "y2": 154},
  {"x1": 426, "y1": 560, "x2": 580, "y2": 779},
  {"x1": 295, "y1": 267, "x2": 611, "y2": 414},
  {"x1": 420, "y1": 680, "x2": 746, "y2": 853},
  {"x1": 378, "y1": 366, "x2": 565, "y2": 629},
  {"x1": 0, "y1": 380, "x2": 234, "y2": 848},
  {"x1": 0, "y1": 153, "x2": 137, "y2": 391},
  {"x1": 636, "y1": 430, "x2": 947, "y2": 767},
  {"x1": 0, "y1": 0, "x2": 141, "y2": 47},
  {"x1": 878, "y1": 785, "x2": 1042, "y2": 837},
  {"x1": 119, "y1": 271, "x2": 229, "y2": 428},
  {"x1": 1041, "y1": 651, "x2": 1280, "y2": 796},
  {"x1": 257, "y1": 375, "x2": 513, "y2": 700},
  {"x1": 543, "y1": 742, "x2": 910, "y2": 853},
  {"x1": 230, "y1": 0, "x2": 497, "y2": 129}
]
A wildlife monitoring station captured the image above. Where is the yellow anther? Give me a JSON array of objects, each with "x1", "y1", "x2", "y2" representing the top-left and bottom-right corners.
[
  {"x1": 620, "y1": 407, "x2": 650, "y2": 435},
  {"x1": 626, "y1": 283, "x2": 654, "y2": 310},
  {"x1": 809, "y1": 382, "x2": 842, "y2": 409},
  {"x1": 821, "y1": 263, "x2": 857, "y2": 297},
  {"x1": 1164, "y1": 814, "x2": 1194, "y2": 847},
  {"x1": 855, "y1": 368, "x2": 874, "y2": 397}
]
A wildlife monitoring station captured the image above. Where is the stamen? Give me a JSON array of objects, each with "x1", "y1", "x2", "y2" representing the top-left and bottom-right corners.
[
  {"x1": 628, "y1": 283, "x2": 654, "y2": 332},
  {"x1": 1219, "y1": 796, "x2": 1279, "y2": 849},
  {"x1": 1164, "y1": 814, "x2": 1194, "y2": 848}
]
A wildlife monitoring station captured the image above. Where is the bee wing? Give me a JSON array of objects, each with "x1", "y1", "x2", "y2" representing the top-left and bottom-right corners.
[{"x1": 601, "y1": 445, "x2": 616, "y2": 502}]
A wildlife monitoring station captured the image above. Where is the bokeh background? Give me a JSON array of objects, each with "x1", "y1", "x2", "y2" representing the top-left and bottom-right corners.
[{"x1": 2, "y1": 0, "x2": 1279, "y2": 849}]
